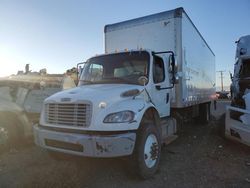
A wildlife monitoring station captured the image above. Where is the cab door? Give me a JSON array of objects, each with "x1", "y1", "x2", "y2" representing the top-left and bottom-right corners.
[{"x1": 151, "y1": 55, "x2": 171, "y2": 117}]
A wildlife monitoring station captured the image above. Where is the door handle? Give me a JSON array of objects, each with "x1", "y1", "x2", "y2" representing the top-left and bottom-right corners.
[{"x1": 166, "y1": 93, "x2": 169, "y2": 104}]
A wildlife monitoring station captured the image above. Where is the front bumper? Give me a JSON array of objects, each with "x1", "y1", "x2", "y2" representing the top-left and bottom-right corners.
[
  {"x1": 33, "y1": 124, "x2": 136, "y2": 157},
  {"x1": 225, "y1": 106, "x2": 250, "y2": 146}
]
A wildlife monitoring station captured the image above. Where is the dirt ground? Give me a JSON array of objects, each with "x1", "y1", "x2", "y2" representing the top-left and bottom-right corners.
[{"x1": 0, "y1": 100, "x2": 250, "y2": 188}]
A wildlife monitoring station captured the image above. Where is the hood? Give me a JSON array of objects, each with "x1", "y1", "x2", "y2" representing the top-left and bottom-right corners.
[{"x1": 45, "y1": 84, "x2": 143, "y2": 104}]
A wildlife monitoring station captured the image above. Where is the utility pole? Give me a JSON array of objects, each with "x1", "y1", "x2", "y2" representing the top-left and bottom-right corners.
[{"x1": 217, "y1": 70, "x2": 226, "y2": 91}]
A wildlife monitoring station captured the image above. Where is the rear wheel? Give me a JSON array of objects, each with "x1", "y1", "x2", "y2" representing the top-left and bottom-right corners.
[
  {"x1": 133, "y1": 123, "x2": 161, "y2": 179},
  {"x1": 218, "y1": 113, "x2": 226, "y2": 138},
  {"x1": 199, "y1": 102, "x2": 211, "y2": 124}
]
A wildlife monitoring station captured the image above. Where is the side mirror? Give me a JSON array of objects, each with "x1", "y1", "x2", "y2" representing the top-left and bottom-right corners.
[
  {"x1": 169, "y1": 55, "x2": 176, "y2": 84},
  {"x1": 138, "y1": 76, "x2": 148, "y2": 86},
  {"x1": 230, "y1": 72, "x2": 233, "y2": 81},
  {"x1": 76, "y1": 62, "x2": 86, "y2": 84}
]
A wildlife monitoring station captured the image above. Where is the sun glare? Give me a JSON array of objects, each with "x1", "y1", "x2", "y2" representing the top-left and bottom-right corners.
[
  {"x1": 0, "y1": 57, "x2": 20, "y2": 77},
  {"x1": 0, "y1": 47, "x2": 26, "y2": 77}
]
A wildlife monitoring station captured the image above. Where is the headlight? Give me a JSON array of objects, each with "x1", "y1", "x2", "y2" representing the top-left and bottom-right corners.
[{"x1": 103, "y1": 111, "x2": 135, "y2": 123}]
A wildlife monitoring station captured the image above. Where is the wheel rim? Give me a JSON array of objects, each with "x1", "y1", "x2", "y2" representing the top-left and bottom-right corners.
[{"x1": 144, "y1": 133, "x2": 159, "y2": 168}]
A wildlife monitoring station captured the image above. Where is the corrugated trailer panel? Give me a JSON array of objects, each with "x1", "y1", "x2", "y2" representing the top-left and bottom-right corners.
[
  {"x1": 104, "y1": 9, "x2": 177, "y2": 54},
  {"x1": 180, "y1": 12, "x2": 215, "y2": 108}
]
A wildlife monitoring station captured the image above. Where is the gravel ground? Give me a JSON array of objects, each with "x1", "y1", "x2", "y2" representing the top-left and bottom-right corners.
[{"x1": 0, "y1": 101, "x2": 250, "y2": 188}]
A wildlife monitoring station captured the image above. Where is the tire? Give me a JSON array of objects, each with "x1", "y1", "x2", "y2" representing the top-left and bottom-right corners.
[
  {"x1": 218, "y1": 113, "x2": 226, "y2": 138},
  {"x1": 0, "y1": 118, "x2": 22, "y2": 148},
  {"x1": 133, "y1": 123, "x2": 161, "y2": 179},
  {"x1": 199, "y1": 103, "x2": 211, "y2": 124},
  {"x1": 0, "y1": 125, "x2": 9, "y2": 151}
]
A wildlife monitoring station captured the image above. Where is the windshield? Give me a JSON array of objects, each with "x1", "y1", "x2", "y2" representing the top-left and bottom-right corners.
[{"x1": 78, "y1": 51, "x2": 149, "y2": 86}]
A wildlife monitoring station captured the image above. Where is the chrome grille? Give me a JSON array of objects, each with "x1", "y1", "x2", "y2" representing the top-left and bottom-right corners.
[{"x1": 45, "y1": 103, "x2": 92, "y2": 127}]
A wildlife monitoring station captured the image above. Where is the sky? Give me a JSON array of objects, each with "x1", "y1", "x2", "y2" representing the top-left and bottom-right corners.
[{"x1": 0, "y1": 0, "x2": 250, "y2": 90}]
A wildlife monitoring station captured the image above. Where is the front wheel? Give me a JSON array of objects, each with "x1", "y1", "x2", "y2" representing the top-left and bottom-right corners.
[
  {"x1": 0, "y1": 120, "x2": 22, "y2": 148},
  {"x1": 133, "y1": 123, "x2": 161, "y2": 179}
]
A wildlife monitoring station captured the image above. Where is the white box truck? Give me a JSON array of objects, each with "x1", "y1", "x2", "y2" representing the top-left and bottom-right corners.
[{"x1": 34, "y1": 7, "x2": 216, "y2": 178}]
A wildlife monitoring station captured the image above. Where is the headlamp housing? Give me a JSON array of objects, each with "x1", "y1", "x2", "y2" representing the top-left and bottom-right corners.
[{"x1": 103, "y1": 110, "x2": 135, "y2": 123}]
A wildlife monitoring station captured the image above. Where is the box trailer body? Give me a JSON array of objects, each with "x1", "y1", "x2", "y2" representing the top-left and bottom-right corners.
[
  {"x1": 105, "y1": 8, "x2": 216, "y2": 108},
  {"x1": 34, "y1": 7, "x2": 216, "y2": 178}
]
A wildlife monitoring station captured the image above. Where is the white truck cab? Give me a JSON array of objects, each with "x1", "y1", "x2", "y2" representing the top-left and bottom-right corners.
[
  {"x1": 226, "y1": 35, "x2": 250, "y2": 146},
  {"x1": 34, "y1": 49, "x2": 177, "y2": 178}
]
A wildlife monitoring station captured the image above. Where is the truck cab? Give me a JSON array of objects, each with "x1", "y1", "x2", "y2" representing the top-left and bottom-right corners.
[
  {"x1": 77, "y1": 50, "x2": 174, "y2": 117},
  {"x1": 225, "y1": 35, "x2": 250, "y2": 146},
  {"x1": 34, "y1": 49, "x2": 177, "y2": 178},
  {"x1": 231, "y1": 35, "x2": 250, "y2": 107}
]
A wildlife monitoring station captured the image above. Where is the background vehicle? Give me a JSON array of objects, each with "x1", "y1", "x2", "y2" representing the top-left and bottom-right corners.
[
  {"x1": 34, "y1": 7, "x2": 216, "y2": 178},
  {"x1": 0, "y1": 67, "x2": 76, "y2": 148},
  {"x1": 226, "y1": 35, "x2": 250, "y2": 145},
  {"x1": 230, "y1": 35, "x2": 250, "y2": 107}
]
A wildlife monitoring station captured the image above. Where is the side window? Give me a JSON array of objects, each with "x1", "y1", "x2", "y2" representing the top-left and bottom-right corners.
[{"x1": 153, "y1": 56, "x2": 165, "y2": 83}]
